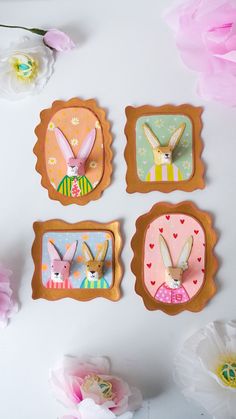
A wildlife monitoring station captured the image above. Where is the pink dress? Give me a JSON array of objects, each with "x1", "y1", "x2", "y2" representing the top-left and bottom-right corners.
[{"x1": 155, "y1": 283, "x2": 190, "y2": 304}]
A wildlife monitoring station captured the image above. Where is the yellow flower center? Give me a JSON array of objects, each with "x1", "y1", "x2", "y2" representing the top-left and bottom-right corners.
[
  {"x1": 9, "y1": 53, "x2": 38, "y2": 82},
  {"x1": 216, "y1": 357, "x2": 236, "y2": 388},
  {"x1": 82, "y1": 374, "x2": 113, "y2": 400}
]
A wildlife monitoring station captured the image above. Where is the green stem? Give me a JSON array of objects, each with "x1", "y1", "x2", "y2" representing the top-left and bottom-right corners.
[{"x1": 0, "y1": 24, "x2": 46, "y2": 36}]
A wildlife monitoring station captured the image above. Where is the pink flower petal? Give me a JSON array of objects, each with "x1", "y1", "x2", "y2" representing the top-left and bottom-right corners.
[{"x1": 43, "y1": 29, "x2": 75, "y2": 52}]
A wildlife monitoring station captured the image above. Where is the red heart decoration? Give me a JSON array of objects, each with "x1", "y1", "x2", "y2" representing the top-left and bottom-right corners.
[
  {"x1": 166, "y1": 215, "x2": 170, "y2": 220},
  {"x1": 146, "y1": 263, "x2": 152, "y2": 269},
  {"x1": 202, "y1": 268, "x2": 205, "y2": 273},
  {"x1": 149, "y1": 243, "x2": 154, "y2": 249},
  {"x1": 193, "y1": 280, "x2": 198, "y2": 285},
  {"x1": 197, "y1": 257, "x2": 201, "y2": 262},
  {"x1": 151, "y1": 281, "x2": 156, "y2": 285},
  {"x1": 180, "y1": 219, "x2": 185, "y2": 224},
  {"x1": 194, "y1": 230, "x2": 199, "y2": 235},
  {"x1": 173, "y1": 233, "x2": 178, "y2": 239},
  {"x1": 159, "y1": 228, "x2": 163, "y2": 233}
]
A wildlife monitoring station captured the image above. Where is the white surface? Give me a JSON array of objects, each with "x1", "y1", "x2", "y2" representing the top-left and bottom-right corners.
[{"x1": 0, "y1": 1, "x2": 235, "y2": 418}]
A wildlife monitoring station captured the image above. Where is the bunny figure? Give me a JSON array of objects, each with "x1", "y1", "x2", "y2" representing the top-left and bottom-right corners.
[
  {"x1": 80, "y1": 240, "x2": 109, "y2": 289},
  {"x1": 143, "y1": 123, "x2": 185, "y2": 181},
  {"x1": 46, "y1": 241, "x2": 77, "y2": 289},
  {"x1": 54, "y1": 127, "x2": 96, "y2": 197},
  {"x1": 155, "y1": 234, "x2": 193, "y2": 304}
]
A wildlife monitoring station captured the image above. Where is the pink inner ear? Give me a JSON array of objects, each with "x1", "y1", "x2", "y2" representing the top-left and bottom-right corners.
[
  {"x1": 63, "y1": 241, "x2": 78, "y2": 262},
  {"x1": 77, "y1": 128, "x2": 96, "y2": 160}
]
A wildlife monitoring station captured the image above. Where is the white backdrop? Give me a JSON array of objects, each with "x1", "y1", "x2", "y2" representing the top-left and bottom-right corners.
[{"x1": 0, "y1": 1, "x2": 235, "y2": 418}]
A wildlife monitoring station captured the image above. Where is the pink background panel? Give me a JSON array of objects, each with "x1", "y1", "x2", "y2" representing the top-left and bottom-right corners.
[{"x1": 144, "y1": 213, "x2": 206, "y2": 301}]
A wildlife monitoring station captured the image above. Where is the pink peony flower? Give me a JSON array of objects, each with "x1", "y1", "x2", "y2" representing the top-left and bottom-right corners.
[
  {"x1": 165, "y1": 0, "x2": 236, "y2": 106},
  {"x1": 0, "y1": 264, "x2": 18, "y2": 327},
  {"x1": 50, "y1": 357, "x2": 142, "y2": 418},
  {"x1": 43, "y1": 29, "x2": 75, "y2": 51}
]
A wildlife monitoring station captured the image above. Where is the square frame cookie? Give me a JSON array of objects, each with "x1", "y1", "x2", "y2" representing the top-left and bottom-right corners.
[
  {"x1": 125, "y1": 104, "x2": 205, "y2": 193},
  {"x1": 32, "y1": 220, "x2": 123, "y2": 301}
]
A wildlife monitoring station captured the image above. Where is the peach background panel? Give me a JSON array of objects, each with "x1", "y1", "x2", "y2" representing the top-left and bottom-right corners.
[
  {"x1": 144, "y1": 214, "x2": 206, "y2": 301},
  {"x1": 45, "y1": 107, "x2": 104, "y2": 191}
]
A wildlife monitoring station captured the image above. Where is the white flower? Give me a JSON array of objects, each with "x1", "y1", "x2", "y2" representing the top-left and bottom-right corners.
[
  {"x1": 60, "y1": 399, "x2": 134, "y2": 419},
  {"x1": 89, "y1": 161, "x2": 97, "y2": 169},
  {"x1": 168, "y1": 125, "x2": 176, "y2": 133},
  {"x1": 71, "y1": 138, "x2": 78, "y2": 146},
  {"x1": 48, "y1": 157, "x2": 57, "y2": 165},
  {"x1": 71, "y1": 117, "x2": 79, "y2": 125},
  {"x1": 182, "y1": 160, "x2": 191, "y2": 170},
  {"x1": 154, "y1": 119, "x2": 164, "y2": 128},
  {"x1": 48, "y1": 121, "x2": 55, "y2": 131},
  {"x1": 174, "y1": 321, "x2": 236, "y2": 419},
  {"x1": 0, "y1": 37, "x2": 54, "y2": 100},
  {"x1": 138, "y1": 147, "x2": 146, "y2": 156},
  {"x1": 95, "y1": 120, "x2": 101, "y2": 129},
  {"x1": 180, "y1": 137, "x2": 189, "y2": 148}
]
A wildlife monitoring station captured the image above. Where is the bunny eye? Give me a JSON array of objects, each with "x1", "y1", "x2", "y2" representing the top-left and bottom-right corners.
[
  {"x1": 64, "y1": 265, "x2": 67, "y2": 268},
  {"x1": 98, "y1": 264, "x2": 101, "y2": 268}
]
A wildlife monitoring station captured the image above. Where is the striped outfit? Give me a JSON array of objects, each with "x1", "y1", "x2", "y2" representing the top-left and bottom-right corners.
[
  {"x1": 80, "y1": 277, "x2": 109, "y2": 289},
  {"x1": 146, "y1": 164, "x2": 183, "y2": 182},
  {"x1": 57, "y1": 176, "x2": 93, "y2": 197},
  {"x1": 46, "y1": 278, "x2": 72, "y2": 289}
]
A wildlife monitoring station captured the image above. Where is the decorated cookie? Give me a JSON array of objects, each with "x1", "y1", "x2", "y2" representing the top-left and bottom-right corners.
[
  {"x1": 125, "y1": 104, "x2": 204, "y2": 193},
  {"x1": 32, "y1": 220, "x2": 122, "y2": 301},
  {"x1": 131, "y1": 202, "x2": 218, "y2": 315},
  {"x1": 34, "y1": 98, "x2": 112, "y2": 205}
]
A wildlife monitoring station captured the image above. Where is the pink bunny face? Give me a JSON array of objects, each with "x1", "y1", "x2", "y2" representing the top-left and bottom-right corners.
[
  {"x1": 48, "y1": 241, "x2": 77, "y2": 283},
  {"x1": 55, "y1": 127, "x2": 96, "y2": 177},
  {"x1": 50, "y1": 260, "x2": 70, "y2": 282}
]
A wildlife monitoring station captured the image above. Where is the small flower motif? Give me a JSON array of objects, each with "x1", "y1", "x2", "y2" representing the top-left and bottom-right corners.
[
  {"x1": 48, "y1": 157, "x2": 57, "y2": 165},
  {"x1": 180, "y1": 137, "x2": 190, "y2": 148},
  {"x1": 138, "y1": 147, "x2": 146, "y2": 156},
  {"x1": 70, "y1": 138, "x2": 78, "y2": 146},
  {"x1": 154, "y1": 119, "x2": 164, "y2": 128},
  {"x1": 168, "y1": 125, "x2": 177, "y2": 133},
  {"x1": 71, "y1": 117, "x2": 80, "y2": 125},
  {"x1": 95, "y1": 120, "x2": 101, "y2": 129},
  {"x1": 48, "y1": 121, "x2": 55, "y2": 131},
  {"x1": 137, "y1": 168, "x2": 144, "y2": 178},
  {"x1": 89, "y1": 161, "x2": 97, "y2": 169},
  {"x1": 183, "y1": 160, "x2": 191, "y2": 170}
]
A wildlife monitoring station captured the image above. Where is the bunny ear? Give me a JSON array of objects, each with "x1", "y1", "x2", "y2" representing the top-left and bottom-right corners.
[
  {"x1": 177, "y1": 236, "x2": 193, "y2": 269},
  {"x1": 143, "y1": 124, "x2": 161, "y2": 148},
  {"x1": 63, "y1": 241, "x2": 78, "y2": 262},
  {"x1": 48, "y1": 241, "x2": 61, "y2": 261},
  {"x1": 54, "y1": 127, "x2": 74, "y2": 161},
  {"x1": 82, "y1": 242, "x2": 94, "y2": 262},
  {"x1": 77, "y1": 128, "x2": 96, "y2": 160},
  {"x1": 168, "y1": 123, "x2": 186, "y2": 150},
  {"x1": 95, "y1": 240, "x2": 109, "y2": 261},
  {"x1": 159, "y1": 235, "x2": 172, "y2": 267}
]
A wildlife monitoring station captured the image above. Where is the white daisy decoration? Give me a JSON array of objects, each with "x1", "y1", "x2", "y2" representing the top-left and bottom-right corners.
[
  {"x1": 70, "y1": 138, "x2": 78, "y2": 146},
  {"x1": 180, "y1": 137, "x2": 189, "y2": 148},
  {"x1": 138, "y1": 147, "x2": 146, "y2": 156},
  {"x1": 95, "y1": 120, "x2": 101, "y2": 129},
  {"x1": 71, "y1": 117, "x2": 79, "y2": 125},
  {"x1": 48, "y1": 157, "x2": 57, "y2": 165},
  {"x1": 174, "y1": 321, "x2": 236, "y2": 419},
  {"x1": 168, "y1": 125, "x2": 177, "y2": 133},
  {"x1": 89, "y1": 161, "x2": 97, "y2": 169},
  {"x1": 154, "y1": 119, "x2": 164, "y2": 128},
  {"x1": 48, "y1": 121, "x2": 55, "y2": 131},
  {"x1": 182, "y1": 160, "x2": 191, "y2": 170}
]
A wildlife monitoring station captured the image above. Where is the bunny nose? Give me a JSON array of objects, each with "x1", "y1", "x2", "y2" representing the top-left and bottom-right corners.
[
  {"x1": 54, "y1": 273, "x2": 59, "y2": 276},
  {"x1": 90, "y1": 271, "x2": 95, "y2": 274},
  {"x1": 70, "y1": 166, "x2": 75, "y2": 169},
  {"x1": 174, "y1": 279, "x2": 179, "y2": 282},
  {"x1": 165, "y1": 153, "x2": 169, "y2": 158}
]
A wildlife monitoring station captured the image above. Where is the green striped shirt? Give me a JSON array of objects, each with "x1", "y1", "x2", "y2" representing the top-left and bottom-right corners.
[
  {"x1": 80, "y1": 277, "x2": 109, "y2": 289},
  {"x1": 57, "y1": 176, "x2": 93, "y2": 197}
]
